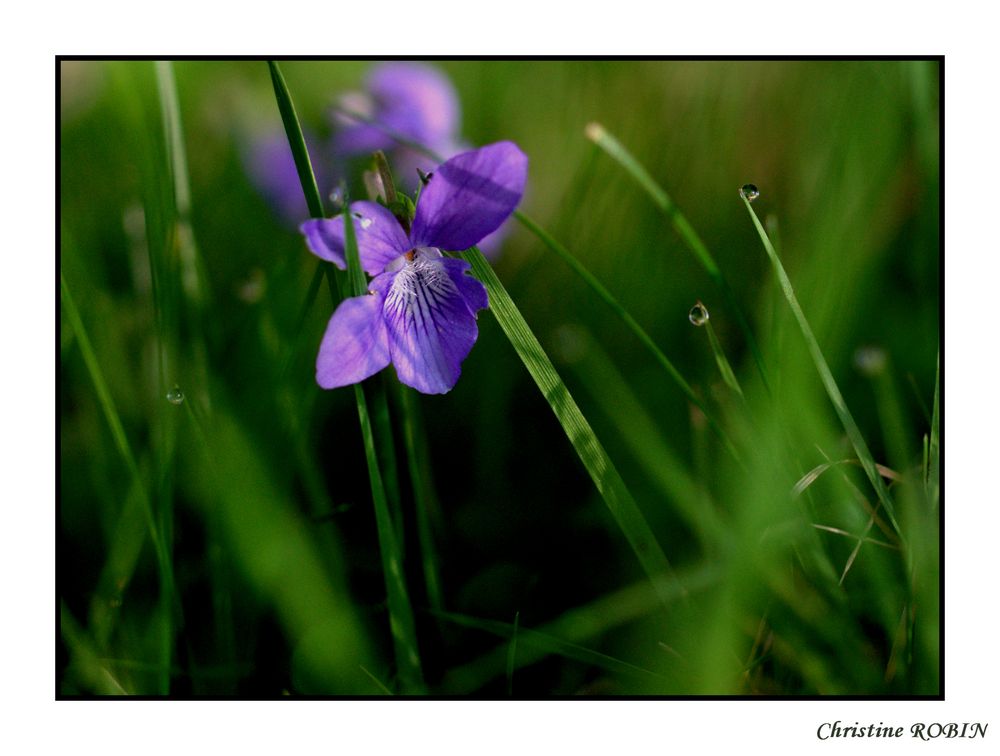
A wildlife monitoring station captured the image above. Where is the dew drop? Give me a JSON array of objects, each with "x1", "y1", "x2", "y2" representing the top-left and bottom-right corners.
[
  {"x1": 740, "y1": 184, "x2": 760, "y2": 202},
  {"x1": 688, "y1": 302, "x2": 710, "y2": 327},
  {"x1": 360, "y1": 217, "x2": 373, "y2": 229},
  {"x1": 328, "y1": 187, "x2": 344, "y2": 210},
  {"x1": 166, "y1": 385, "x2": 185, "y2": 405}
]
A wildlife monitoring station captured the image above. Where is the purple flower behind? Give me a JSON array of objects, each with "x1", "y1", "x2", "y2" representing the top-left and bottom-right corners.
[
  {"x1": 300, "y1": 142, "x2": 527, "y2": 394},
  {"x1": 333, "y1": 62, "x2": 512, "y2": 258},
  {"x1": 243, "y1": 130, "x2": 332, "y2": 227}
]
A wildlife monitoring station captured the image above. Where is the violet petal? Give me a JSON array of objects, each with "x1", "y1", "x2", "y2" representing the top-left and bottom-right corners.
[
  {"x1": 439, "y1": 257, "x2": 488, "y2": 314},
  {"x1": 316, "y1": 292, "x2": 391, "y2": 389},
  {"x1": 410, "y1": 142, "x2": 527, "y2": 252},
  {"x1": 300, "y1": 200, "x2": 410, "y2": 276},
  {"x1": 380, "y1": 252, "x2": 479, "y2": 394}
]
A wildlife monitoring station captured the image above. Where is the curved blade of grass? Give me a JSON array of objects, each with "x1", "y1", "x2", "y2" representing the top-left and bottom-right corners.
[
  {"x1": 514, "y1": 211, "x2": 741, "y2": 463},
  {"x1": 585, "y1": 123, "x2": 769, "y2": 391},
  {"x1": 268, "y1": 61, "x2": 324, "y2": 219},
  {"x1": 928, "y1": 349, "x2": 939, "y2": 501},
  {"x1": 269, "y1": 59, "x2": 329, "y2": 372},
  {"x1": 462, "y1": 246, "x2": 680, "y2": 607},
  {"x1": 740, "y1": 198, "x2": 902, "y2": 540},
  {"x1": 433, "y1": 608, "x2": 666, "y2": 688},
  {"x1": 506, "y1": 611, "x2": 520, "y2": 696},
  {"x1": 398, "y1": 384, "x2": 445, "y2": 612},
  {"x1": 704, "y1": 316, "x2": 745, "y2": 399},
  {"x1": 154, "y1": 61, "x2": 209, "y2": 307},
  {"x1": 792, "y1": 458, "x2": 900, "y2": 498}
]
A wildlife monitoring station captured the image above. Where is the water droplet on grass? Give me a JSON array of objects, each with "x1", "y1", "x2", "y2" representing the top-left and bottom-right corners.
[
  {"x1": 166, "y1": 386, "x2": 185, "y2": 405},
  {"x1": 688, "y1": 302, "x2": 710, "y2": 326},
  {"x1": 740, "y1": 184, "x2": 760, "y2": 202},
  {"x1": 360, "y1": 217, "x2": 373, "y2": 229}
]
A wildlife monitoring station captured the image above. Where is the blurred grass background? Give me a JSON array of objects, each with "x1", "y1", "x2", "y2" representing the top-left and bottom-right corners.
[{"x1": 59, "y1": 59, "x2": 939, "y2": 696}]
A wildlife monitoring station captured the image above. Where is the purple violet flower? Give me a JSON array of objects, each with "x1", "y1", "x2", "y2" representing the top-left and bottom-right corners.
[
  {"x1": 333, "y1": 62, "x2": 511, "y2": 258},
  {"x1": 300, "y1": 142, "x2": 527, "y2": 394},
  {"x1": 334, "y1": 62, "x2": 460, "y2": 179}
]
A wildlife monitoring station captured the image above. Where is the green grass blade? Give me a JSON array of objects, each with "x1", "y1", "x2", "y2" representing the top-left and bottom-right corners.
[
  {"x1": 398, "y1": 385, "x2": 445, "y2": 612},
  {"x1": 268, "y1": 61, "x2": 325, "y2": 219},
  {"x1": 928, "y1": 348, "x2": 939, "y2": 500},
  {"x1": 506, "y1": 611, "x2": 520, "y2": 696},
  {"x1": 704, "y1": 317, "x2": 745, "y2": 399},
  {"x1": 433, "y1": 608, "x2": 666, "y2": 688},
  {"x1": 462, "y1": 246, "x2": 680, "y2": 607},
  {"x1": 372, "y1": 378, "x2": 404, "y2": 551},
  {"x1": 740, "y1": 197, "x2": 903, "y2": 540},
  {"x1": 154, "y1": 61, "x2": 208, "y2": 306},
  {"x1": 360, "y1": 665, "x2": 395, "y2": 695},
  {"x1": 585, "y1": 122, "x2": 769, "y2": 391}
]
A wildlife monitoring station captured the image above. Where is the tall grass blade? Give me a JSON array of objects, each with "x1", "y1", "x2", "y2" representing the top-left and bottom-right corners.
[
  {"x1": 398, "y1": 385, "x2": 445, "y2": 612},
  {"x1": 268, "y1": 61, "x2": 324, "y2": 219},
  {"x1": 462, "y1": 246, "x2": 680, "y2": 607},
  {"x1": 928, "y1": 349, "x2": 939, "y2": 500},
  {"x1": 154, "y1": 60, "x2": 208, "y2": 307},
  {"x1": 704, "y1": 316, "x2": 745, "y2": 399},
  {"x1": 740, "y1": 198, "x2": 903, "y2": 540},
  {"x1": 585, "y1": 122, "x2": 769, "y2": 390},
  {"x1": 506, "y1": 611, "x2": 520, "y2": 696},
  {"x1": 433, "y1": 608, "x2": 666, "y2": 688}
]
